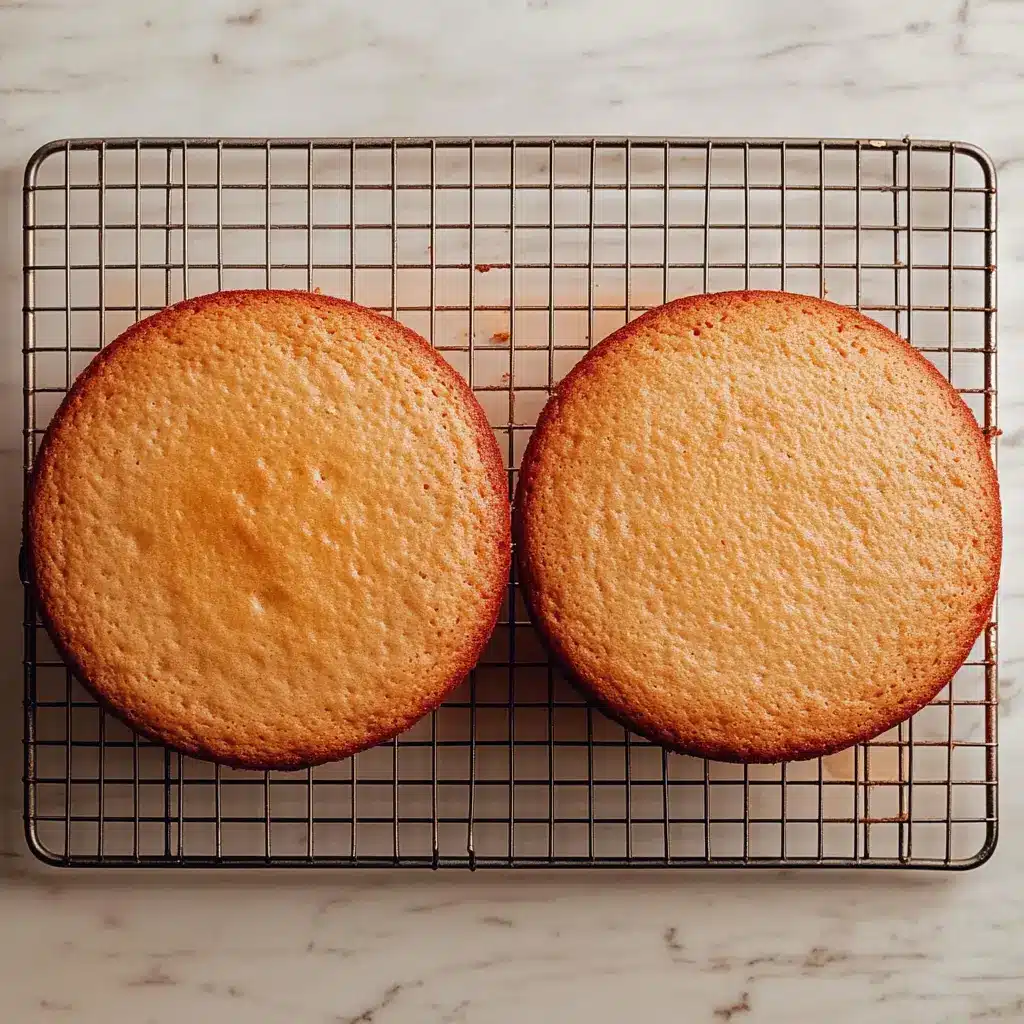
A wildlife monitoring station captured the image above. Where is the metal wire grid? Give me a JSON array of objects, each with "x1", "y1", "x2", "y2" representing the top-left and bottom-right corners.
[{"x1": 22, "y1": 137, "x2": 997, "y2": 869}]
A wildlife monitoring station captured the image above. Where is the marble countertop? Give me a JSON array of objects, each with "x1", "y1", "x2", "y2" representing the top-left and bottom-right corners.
[{"x1": 2, "y1": 0, "x2": 1024, "y2": 1021}]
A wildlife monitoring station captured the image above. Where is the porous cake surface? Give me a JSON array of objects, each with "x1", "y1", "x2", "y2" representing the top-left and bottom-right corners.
[
  {"x1": 516, "y1": 290, "x2": 1000, "y2": 762},
  {"x1": 29, "y1": 290, "x2": 510, "y2": 769}
]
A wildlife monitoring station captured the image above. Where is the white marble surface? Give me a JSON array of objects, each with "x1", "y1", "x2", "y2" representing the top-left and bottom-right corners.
[{"x1": 2, "y1": 0, "x2": 1024, "y2": 1020}]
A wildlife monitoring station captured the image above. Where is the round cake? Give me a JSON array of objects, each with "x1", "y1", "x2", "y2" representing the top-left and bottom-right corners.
[
  {"x1": 28, "y1": 290, "x2": 510, "y2": 769},
  {"x1": 516, "y1": 290, "x2": 1000, "y2": 763}
]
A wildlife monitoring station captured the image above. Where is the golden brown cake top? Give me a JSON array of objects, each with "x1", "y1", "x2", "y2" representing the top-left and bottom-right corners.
[
  {"x1": 29, "y1": 290, "x2": 510, "y2": 768},
  {"x1": 517, "y1": 291, "x2": 1000, "y2": 762}
]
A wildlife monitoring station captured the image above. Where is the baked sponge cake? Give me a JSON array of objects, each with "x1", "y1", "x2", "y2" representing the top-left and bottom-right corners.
[
  {"x1": 28, "y1": 290, "x2": 510, "y2": 769},
  {"x1": 516, "y1": 290, "x2": 1000, "y2": 763}
]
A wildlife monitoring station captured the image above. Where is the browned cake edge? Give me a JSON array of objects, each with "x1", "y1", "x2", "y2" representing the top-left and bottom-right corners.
[
  {"x1": 514, "y1": 289, "x2": 1001, "y2": 763},
  {"x1": 27, "y1": 289, "x2": 511, "y2": 770}
]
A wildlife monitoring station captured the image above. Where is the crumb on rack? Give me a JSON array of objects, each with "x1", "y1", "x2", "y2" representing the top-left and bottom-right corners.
[
  {"x1": 475, "y1": 263, "x2": 495, "y2": 273},
  {"x1": 491, "y1": 330, "x2": 510, "y2": 344}
]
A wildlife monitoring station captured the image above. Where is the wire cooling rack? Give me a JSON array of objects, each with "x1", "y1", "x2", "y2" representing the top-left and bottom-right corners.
[{"x1": 22, "y1": 137, "x2": 997, "y2": 868}]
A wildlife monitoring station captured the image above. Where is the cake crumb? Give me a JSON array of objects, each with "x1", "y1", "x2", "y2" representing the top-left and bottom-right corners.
[
  {"x1": 475, "y1": 263, "x2": 495, "y2": 273},
  {"x1": 491, "y1": 330, "x2": 510, "y2": 344}
]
